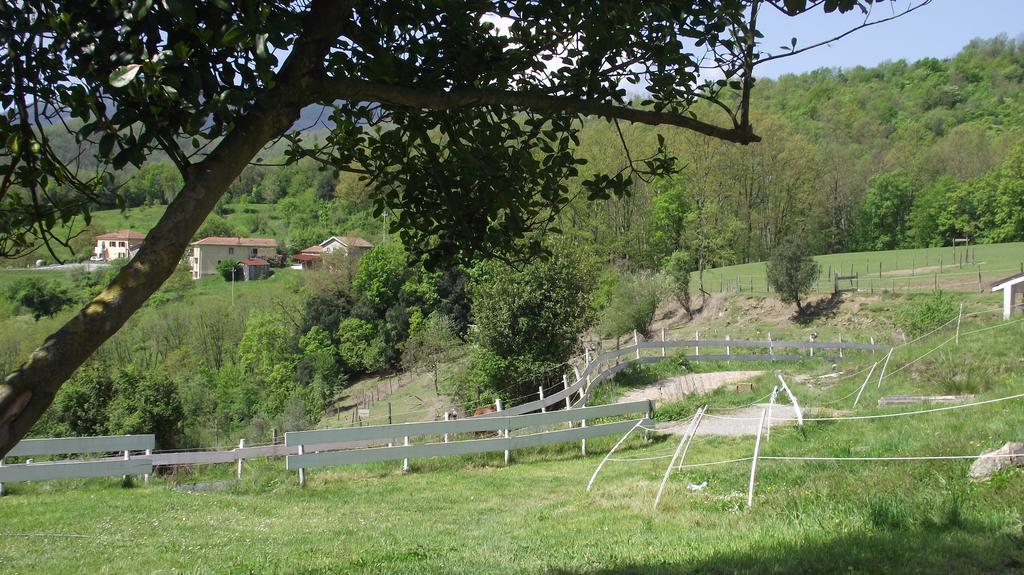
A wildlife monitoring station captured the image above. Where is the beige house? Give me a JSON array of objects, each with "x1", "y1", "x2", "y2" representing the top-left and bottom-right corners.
[
  {"x1": 93, "y1": 230, "x2": 145, "y2": 261},
  {"x1": 190, "y1": 237, "x2": 278, "y2": 279}
]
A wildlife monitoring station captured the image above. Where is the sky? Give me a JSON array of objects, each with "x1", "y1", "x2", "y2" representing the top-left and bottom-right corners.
[{"x1": 754, "y1": 0, "x2": 1024, "y2": 78}]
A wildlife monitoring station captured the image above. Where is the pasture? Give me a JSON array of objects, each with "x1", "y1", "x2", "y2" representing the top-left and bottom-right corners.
[{"x1": 2, "y1": 300, "x2": 1023, "y2": 574}]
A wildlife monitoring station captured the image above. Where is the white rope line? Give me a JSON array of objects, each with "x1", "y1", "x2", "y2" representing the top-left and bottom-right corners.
[
  {"x1": 607, "y1": 453, "x2": 678, "y2": 462},
  {"x1": 701, "y1": 391, "x2": 1024, "y2": 422},
  {"x1": 677, "y1": 456, "x2": 754, "y2": 469},
  {"x1": 881, "y1": 335, "x2": 955, "y2": 379},
  {"x1": 761, "y1": 454, "x2": 1022, "y2": 462},
  {"x1": 895, "y1": 315, "x2": 958, "y2": 348},
  {"x1": 958, "y1": 317, "x2": 1024, "y2": 337}
]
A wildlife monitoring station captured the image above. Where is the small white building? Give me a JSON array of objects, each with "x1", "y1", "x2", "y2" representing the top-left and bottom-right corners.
[
  {"x1": 991, "y1": 272, "x2": 1024, "y2": 320},
  {"x1": 93, "y1": 230, "x2": 145, "y2": 261}
]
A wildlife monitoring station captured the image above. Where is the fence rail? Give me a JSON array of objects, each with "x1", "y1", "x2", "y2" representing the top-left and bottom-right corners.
[
  {"x1": 0, "y1": 434, "x2": 154, "y2": 489},
  {"x1": 285, "y1": 400, "x2": 653, "y2": 482}
]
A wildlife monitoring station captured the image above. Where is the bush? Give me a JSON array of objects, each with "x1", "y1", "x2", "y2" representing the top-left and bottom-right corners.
[
  {"x1": 600, "y1": 271, "x2": 671, "y2": 338},
  {"x1": 893, "y1": 290, "x2": 957, "y2": 336},
  {"x1": 5, "y1": 277, "x2": 74, "y2": 320},
  {"x1": 662, "y1": 250, "x2": 695, "y2": 317},
  {"x1": 217, "y1": 259, "x2": 242, "y2": 281}
]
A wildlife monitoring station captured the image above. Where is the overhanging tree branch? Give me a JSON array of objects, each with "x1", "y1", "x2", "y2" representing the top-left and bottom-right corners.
[{"x1": 316, "y1": 78, "x2": 761, "y2": 144}]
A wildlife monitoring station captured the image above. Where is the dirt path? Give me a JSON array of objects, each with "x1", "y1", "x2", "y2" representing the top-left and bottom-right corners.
[
  {"x1": 615, "y1": 370, "x2": 803, "y2": 436},
  {"x1": 657, "y1": 404, "x2": 800, "y2": 436},
  {"x1": 619, "y1": 371, "x2": 764, "y2": 405}
]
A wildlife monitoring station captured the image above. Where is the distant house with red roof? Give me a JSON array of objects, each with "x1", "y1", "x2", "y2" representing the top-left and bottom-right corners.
[
  {"x1": 240, "y1": 258, "x2": 271, "y2": 281},
  {"x1": 295, "y1": 235, "x2": 373, "y2": 270},
  {"x1": 189, "y1": 236, "x2": 278, "y2": 279},
  {"x1": 93, "y1": 230, "x2": 146, "y2": 261}
]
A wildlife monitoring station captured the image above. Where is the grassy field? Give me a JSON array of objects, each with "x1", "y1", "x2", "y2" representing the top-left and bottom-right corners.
[
  {"x1": 693, "y1": 241, "x2": 1024, "y2": 295},
  {"x1": 2, "y1": 301, "x2": 1023, "y2": 573}
]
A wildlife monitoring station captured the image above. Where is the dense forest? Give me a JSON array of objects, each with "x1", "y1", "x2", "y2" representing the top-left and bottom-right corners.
[{"x1": 7, "y1": 36, "x2": 1024, "y2": 448}]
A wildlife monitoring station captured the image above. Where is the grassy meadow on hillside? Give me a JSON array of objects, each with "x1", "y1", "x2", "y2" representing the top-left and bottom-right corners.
[{"x1": 2, "y1": 290, "x2": 1023, "y2": 573}]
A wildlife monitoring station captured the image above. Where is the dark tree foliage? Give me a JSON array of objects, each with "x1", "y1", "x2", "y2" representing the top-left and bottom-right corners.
[
  {"x1": 4, "y1": 277, "x2": 74, "y2": 320},
  {"x1": 216, "y1": 259, "x2": 242, "y2": 282},
  {"x1": 765, "y1": 234, "x2": 819, "y2": 313}
]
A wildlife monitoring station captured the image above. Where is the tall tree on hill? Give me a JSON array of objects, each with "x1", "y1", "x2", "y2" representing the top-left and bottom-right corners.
[
  {"x1": 765, "y1": 234, "x2": 819, "y2": 314},
  {"x1": 0, "y1": 0, "x2": 930, "y2": 455}
]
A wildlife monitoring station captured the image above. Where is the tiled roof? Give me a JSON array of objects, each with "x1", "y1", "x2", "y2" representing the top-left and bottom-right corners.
[
  {"x1": 96, "y1": 230, "x2": 146, "y2": 241},
  {"x1": 192, "y1": 236, "x2": 278, "y2": 248},
  {"x1": 322, "y1": 235, "x2": 374, "y2": 249},
  {"x1": 240, "y1": 258, "x2": 269, "y2": 266},
  {"x1": 293, "y1": 253, "x2": 319, "y2": 261},
  {"x1": 301, "y1": 245, "x2": 324, "y2": 254}
]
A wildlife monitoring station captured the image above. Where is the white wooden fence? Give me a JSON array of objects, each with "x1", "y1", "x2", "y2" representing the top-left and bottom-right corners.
[
  {"x1": 0, "y1": 434, "x2": 154, "y2": 494},
  {"x1": 285, "y1": 400, "x2": 654, "y2": 485}
]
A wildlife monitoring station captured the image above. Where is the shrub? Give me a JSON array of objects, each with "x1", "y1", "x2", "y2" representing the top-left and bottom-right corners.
[
  {"x1": 600, "y1": 271, "x2": 671, "y2": 338},
  {"x1": 893, "y1": 290, "x2": 957, "y2": 336},
  {"x1": 5, "y1": 277, "x2": 74, "y2": 320},
  {"x1": 217, "y1": 259, "x2": 242, "y2": 281},
  {"x1": 662, "y1": 250, "x2": 695, "y2": 317}
]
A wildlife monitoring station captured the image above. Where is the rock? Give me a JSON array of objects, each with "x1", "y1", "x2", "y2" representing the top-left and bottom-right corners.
[{"x1": 969, "y1": 442, "x2": 1024, "y2": 480}]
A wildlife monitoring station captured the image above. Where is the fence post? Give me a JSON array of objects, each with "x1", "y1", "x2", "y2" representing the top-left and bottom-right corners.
[
  {"x1": 585, "y1": 347, "x2": 591, "y2": 365},
  {"x1": 956, "y1": 302, "x2": 963, "y2": 344},
  {"x1": 121, "y1": 449, "x2": 130, "y2": 487},
  {"x1": 838, "y1": 334, "x2": 843, "y2": 359},
  {"x1": 497, "y1": 399, "x2": 509, "y2": 465},
  {"x1": 768, "y1": 332, "x2": 773, "y2": 360},
  {"x1": 695, "y1": 330, "x2": 700, "y2": 357},
  {"x1": 746, "y1": 408, "x2": 768, "y2": 510},
  {"x1": 388, "y1": 402, "x2": 392, "y2": 425},
  {"x1": 879, "y1": 261, "x2": 882, "y2": 279},
  {"x1": 539, "y1": 385, "x2": 546, "y2": 413},
  {"x1": 977, "y1": 269, "x2": 983, "y2": 293},
  {"x1": 0, "y1": 457, "x2": 4, "y2": 496},
  {"x1": 563, "y1": 374, "x2": 572, "y2": 411},
  {"x1": 298, "y1": 444, "x2": 305, "y2": 487},
  {"x1": 443, "y1": 412, "x2": 450, "y2": 443},
  {"x1": 236, "y1": 438, "x2": 246, "y2": 480},
  {"x1": 809, "y1": 334, "x2": 814, "y2": 357},
  {"x1": 726, "y1": 334, "x2": 731, "y2": 361},
  {"x1": 402, "y1": 435, "x2": 410, "y2": 472},
  {"x1": 144, "y1": 448, "x2": 151, "y2": 485},
  {"x1": 633, "y1": 329, "x2": 640, "y2": 360},
  {"x1": 661, "y1": 328, "x2": 666, "y2": 357},
  {"x1": 870, "y1": 337, "x2": 875, "y2": 357},
  {"x1": 581, "y1": 418, "x2": 587, "y2": 455}
]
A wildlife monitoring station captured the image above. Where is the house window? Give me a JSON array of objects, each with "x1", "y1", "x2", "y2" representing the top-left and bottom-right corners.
[
  {"x1": 250, "y1": 248, "x2": 258, "y2": 257},
  {"x1": 228, "y1": 247, "x2": 234, "y2": 255}
]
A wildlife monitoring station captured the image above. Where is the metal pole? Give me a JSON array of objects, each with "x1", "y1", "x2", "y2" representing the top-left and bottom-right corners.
[
  {"x1": 876, "y1": 347, "x2": 894, "y2": 389},
  {"x1": 587, "y1": 418, "x2": 646, "y2": 491},
  {"x1": 653, "y1": 405, "x2": 706, "y2": 511},
  {"x1": 298, "y1": 444, "x2": 305, "y2": 487},
  {"x1": 765, "y1": 386, "x2": 778, "y2": 441},
  {"x1": 852, "y1": 361, "x2": 879, "y2": 408},
  {"x1": 746, "y1": 408, "x2": 768, "y2": 509}
]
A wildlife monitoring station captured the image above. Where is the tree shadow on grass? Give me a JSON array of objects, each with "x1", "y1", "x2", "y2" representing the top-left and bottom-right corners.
[
  {"x1": 545, "y1": 525, "x2": 1024, "y2": 575},
  {"x1": 793, "y1": 293, "x2": 843, "y2": 326}
]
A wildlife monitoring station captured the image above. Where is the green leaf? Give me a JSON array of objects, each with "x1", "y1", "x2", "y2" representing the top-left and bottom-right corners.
[
  {"x1": 162, "y1": 0, "x2": 196, "y2": 22},
  {"x1": 98, "y1": 133, "x2": 115, "y2": 158},
  {"x1": 108, "y1": 64, "x2": 142, "y2": 88},
  {"x1": 221, "y1": 25, "x2": 245, "y2": 46}
]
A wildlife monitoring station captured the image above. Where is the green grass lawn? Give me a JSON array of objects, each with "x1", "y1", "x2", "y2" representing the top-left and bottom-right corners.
[
  {"x1": 695, "y1": 241, "x2": 1024, "y2": 295},
  {"x1": 2, "y1": 310, "x2": 1023, "y2": 574}
]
